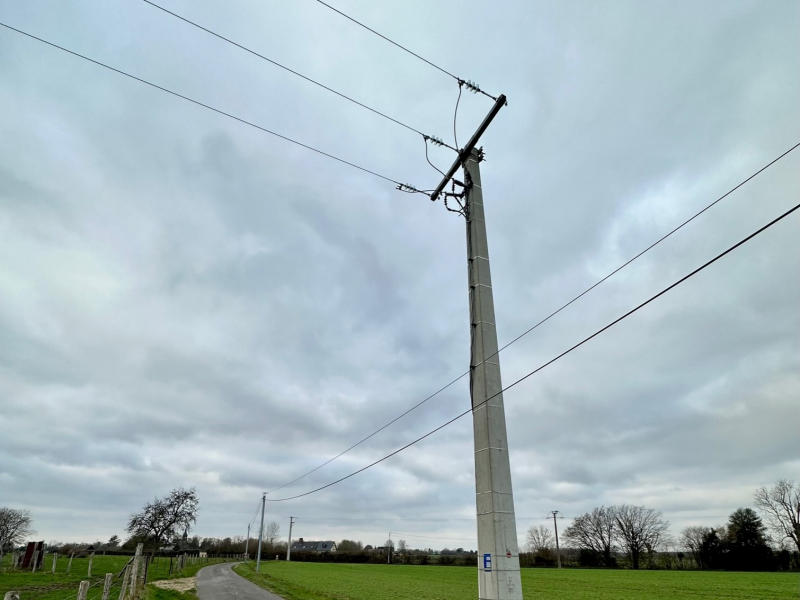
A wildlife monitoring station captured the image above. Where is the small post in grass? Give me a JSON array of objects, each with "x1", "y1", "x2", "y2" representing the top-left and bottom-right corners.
[
  {"x1": 88, "y1": 552, "x2": 94, "y2": 577},
  {"x1": 67, "y1": 552, "x2": 75, "y2": 574},
  {"x1": 77, "y1": 580, "x2": 90, "y2": 600},
  {"x1": 118, "y1": 564, "x2": 131, "y2": 600},
  {"x1": 127, "y1": 543, "x2": 143, "y2": 599},
  {"x1": 52, "y1": 552, "x2": 58, "y2": 573},
  {"x1": 101, "y1": 573, "x2": 113, "y2": 600},
  {"x1": 4, "y1": 592, "x2": 21, "y2": 600}
]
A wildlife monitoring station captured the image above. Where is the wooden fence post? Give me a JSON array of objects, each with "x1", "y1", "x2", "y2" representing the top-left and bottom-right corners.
[
  {"x1": 31, "y1": 550, "x2": 39, "y2": 572},
  {"x1": 88, "y1": 552, "x2": 94, "y2": 577},
  {"x1": 101, "y1": 573, "x2": 113, "y2": 600},
  {"x1": 118, "y1": 564, "x2": 131, "y2": 600},
  {"x1": 4, "y1": 592, "x2": 21, "y2": 600},
  {"x1": 127, "y1": 543, "x2": 143, "y2": 599},
  {"x1": 52, "y1": 552, "x2": 58, "y2": 573},
  {"x1": 77, "y1": 580, "x2": 90, "y2": 600},
  {"x1": 67, "y1": 552, "x2": 75, "y2": 574}
]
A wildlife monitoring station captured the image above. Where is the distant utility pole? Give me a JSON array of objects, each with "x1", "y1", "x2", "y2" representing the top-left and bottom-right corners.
[
  {"x1": 256, "y1": 493, "x2": 265, "y2": 573},
  {"x1": 387, "y1": 533, "x2": 392, "y2": 565},
  {"x1": 286, "y1": 517, "x2": 296, "y2": 562},
  {"x1": 549, "y1": 511, "x2": 561, "y2": 569},
  {"x1": 430, "y1": 94, "x2": 522, "y2": 600},
  {"x1": 245, "y1": 524, "x2": 251, "y2": 561}
]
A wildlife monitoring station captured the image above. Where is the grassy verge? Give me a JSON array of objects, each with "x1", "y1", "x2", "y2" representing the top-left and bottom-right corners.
[
  {"x1": 0, "y1": 555, "x2": 229, "y2": 600},
  {"x1": 141, "y1": 584, "x2": 198, "y2": 600},
  {"x1": 143, "y1": 583, "x2": 199, "y2": 600},
  {"x1": 234, "y1": 562, "x2": 339, "y2": 600},
  {"x1": 234, "y1": 560, "x2": 800, "y2": 600}
]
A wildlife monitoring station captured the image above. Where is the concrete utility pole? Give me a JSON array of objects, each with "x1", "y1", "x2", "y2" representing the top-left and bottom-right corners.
[
  {"x1": 430, "y1": 94, "x2": 521, "y2": 600},
  {"x1": 286, "y1": 517, "x2": 296, "y2": 562},
  {"x1": 256, "y1": 493, "x2": 266, "y2": 573},
  {"x1": 549, "y1": 511, "x2": 561, "y2": 569},
  {"x1": 245, "y1": 524, "x2": 251, "y2": 561},
  {"x1": 387, "y1": 533, "x2": 392, "y2": 565}
]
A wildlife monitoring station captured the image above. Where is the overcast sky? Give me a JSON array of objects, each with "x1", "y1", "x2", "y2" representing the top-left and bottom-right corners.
[{"x1": 1, "y1": 0, "x2": 798, "y2": 551}]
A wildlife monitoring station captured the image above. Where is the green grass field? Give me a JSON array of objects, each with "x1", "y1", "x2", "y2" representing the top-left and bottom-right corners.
[
  {"x1": 0, "y1": 553, "x2": 226, "y2": 600},
  {"x1": 234, "y1": 561, "x2": 800, "y2": 600}
]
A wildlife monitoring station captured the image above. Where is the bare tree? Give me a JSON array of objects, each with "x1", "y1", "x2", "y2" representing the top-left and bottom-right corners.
[
  {"x1": 563, "y1": 506, "x2": 616, "y2": 566},
  {"x1": 680, "y1": 526, "x2": 709, "y2": 567},
  {"x1": 0, "y1": 508, "x2": 35, "y2": 560},
  {"x1": 126, "y1": 487, "x2": 199, "y2": 549},
  {"x1": 397, "y1": 539, "x2": 408, "y2": 552},
  {"x1": 525, "y1": 525, "x2": 553, "y2": 555},
  {"x1": 614, "y1": 505, "x2": 669, "y2": 569},
  {"x1": 754, "y1": 479, "x2": 800, "y2": 553},
  {"x1": 262, "y1": 521, "x2": 281, "y2": 551}
]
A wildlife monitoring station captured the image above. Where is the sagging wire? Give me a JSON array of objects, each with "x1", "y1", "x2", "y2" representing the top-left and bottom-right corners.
[
  {"x1": 442, "y1": 177, "x2": 466, "y2": 217},
  {"x1": 423, "y1": 136, "x2": 447, "y2": 177},
  {"x1": 453, "y1": 80, "x2": 463, "y2": 150}
]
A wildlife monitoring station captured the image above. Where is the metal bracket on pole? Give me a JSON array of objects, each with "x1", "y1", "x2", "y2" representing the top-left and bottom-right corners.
[{"x1": 430, "y1": 94, "x2": 507, "y2": 202}]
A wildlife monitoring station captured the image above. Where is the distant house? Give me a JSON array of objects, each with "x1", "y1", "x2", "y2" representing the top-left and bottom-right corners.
[{"x1": 290, "y1": 538, "x2": 337, "y2": 553}]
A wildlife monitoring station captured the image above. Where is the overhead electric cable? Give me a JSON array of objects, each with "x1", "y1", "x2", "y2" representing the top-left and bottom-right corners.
[
  {"x1": 453, "y1": 82, "x2": 463, "y2": 149},
  {"x1": 0, "y1": 21, "x2": 412, "y2": 187},
  {"x1": 265, "y1": 200, "x2": 800, "y2": 502},
  {"x1": 142, "y1": 0, "x2": 437, "y2": 139},
  {"x1": 248, "y1": 498, "x2": 262, "y2": 528},
  {"x1": 313, "y1": 0, "x2": 460, "y2": 81},
  {"x1": 262, "y1": 142, "x2": 799, "y2": 494}
]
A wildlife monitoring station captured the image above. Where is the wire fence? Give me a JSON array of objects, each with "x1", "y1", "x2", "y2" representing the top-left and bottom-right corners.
[{"x1": 0, "y1": 546, "x2": 240, "y2": 600}]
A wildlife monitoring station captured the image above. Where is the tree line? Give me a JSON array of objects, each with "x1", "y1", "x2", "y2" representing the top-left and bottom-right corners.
[{"x1": 525, "y1": 480, "x2": 799, "y2": 570}]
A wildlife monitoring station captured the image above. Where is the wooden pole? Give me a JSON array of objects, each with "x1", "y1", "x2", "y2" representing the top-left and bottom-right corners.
[
  {"x1": 67, "y1": 552, "x2": 75, "y2": 574},
  {"x1": 52, "y1": 552, "x2": 58, "y2": 574},
  {"x1": 88, "y1": 552, "x2": 94, "y2": 577},
  {"x1": 77, "y1": 581, "x2": 90, "y2": 600},
  {"x1": 102, "y1": 573, "x2": 113, "y2": 600},
  {"x1": 31, "y1": 550, "x2": 39, "y2": 572},
  {"x1": 118, "y1": 564, "x2": 131, "y2": 600},
  {"x1": 127, "y1": 543, "x2": 143, "y2": 600}
]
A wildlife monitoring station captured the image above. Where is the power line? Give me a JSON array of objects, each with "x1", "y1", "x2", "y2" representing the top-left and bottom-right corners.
[
  {"x1": 143, "y1": 0, "x2": 439, "y2": 140},
  {"x1": 453, "y1": 81, "x2": 463, "y2": 149},
  {"x1": 289, "y1": 515, "x2": 562, "y2": 521},
  {"x1": 265, "y1": 200, "x2": 800, "y2": 502},
  {"x1": 261, "y1": 142, "x2": 799, "y2": 494},
  {"x1": 0, "y1": 21, "x2": 413, "y2": 188},
  {"x1": 312, "y1": 0, "x2": 460, "y2": 81},
  {"x1": 312, "y1": 2, "x2": 500, "y2": 103},
  {"x1": 248, "y1": 498, "x2": 262, "y2": 528}
]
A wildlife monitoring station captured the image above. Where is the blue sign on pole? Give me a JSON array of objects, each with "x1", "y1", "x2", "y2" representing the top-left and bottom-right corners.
[{"x1": 483, "y1": 553, "x2": 492, "y2": 571}]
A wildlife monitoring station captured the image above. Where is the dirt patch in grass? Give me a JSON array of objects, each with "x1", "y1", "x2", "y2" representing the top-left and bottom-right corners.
[{"x1": 151, "y1": 577, "x2": 196, "y2": 592}]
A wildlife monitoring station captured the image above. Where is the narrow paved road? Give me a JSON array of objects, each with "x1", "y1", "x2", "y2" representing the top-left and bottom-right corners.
[{"x1": 197, "y1": 562, "x2": 285, "y2": 600}]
